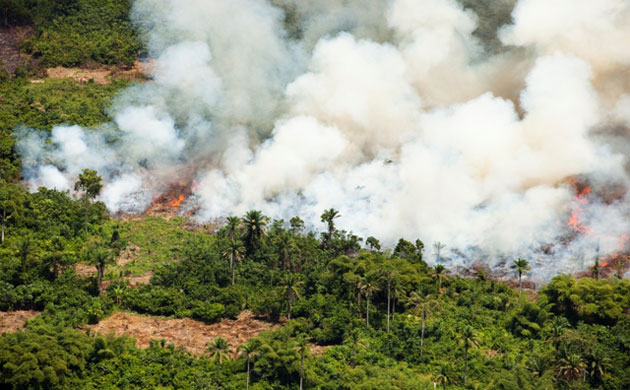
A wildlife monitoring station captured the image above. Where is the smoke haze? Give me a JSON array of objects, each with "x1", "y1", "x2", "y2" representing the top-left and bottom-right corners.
[{"x1": 17, "y1": 0, "x2": 630, "y2": 278}]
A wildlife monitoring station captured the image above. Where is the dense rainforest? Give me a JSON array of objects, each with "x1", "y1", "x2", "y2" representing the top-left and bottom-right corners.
[{"x1": 1, "y1": 1, "x2": 630, "y2": 390}]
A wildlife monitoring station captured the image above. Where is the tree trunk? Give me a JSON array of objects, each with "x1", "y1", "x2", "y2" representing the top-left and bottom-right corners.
[
  {"x1": 392, "y1": 297, "x2": 395, "y2": 322},
  {"x1": 230, "y1": 253, "x2": 235, "y2": 285},
  {"x1": 366, "y1": 292, "x2": 370, "y2": 327},
  {"x1": 97, "y1": 263, "x2": 104, "y2": 295},
  {"x1": 1, "y1": 206, "x2": 5, "y2": 244},
  {"x1": 246, "y1": 357, "x2": 250, "y2": 390},
  {"x1": 84, "y1": 198, "x2": 89, "y2": 236},
  {"x1": 386, "y1": 279, "x2": 391, "y2": 332},
  {"x1": 464, "y1": 345, "x2": 468, "y2": 385},
  {"x1": 299, "y1": 347, "x2": 304, "y2": 390},
  {"x1": 288, "y1": 291, "x2": 293, "y2": 320},
  {"x1": 420, "y1": 305, "x2": 426, "y2": 357}
]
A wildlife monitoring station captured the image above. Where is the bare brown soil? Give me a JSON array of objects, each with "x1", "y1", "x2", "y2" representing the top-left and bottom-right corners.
[
  {"x1": 41, "y1": 60, "x2": 150, "y2": 84},
  {"x1": 0, "y1": 310, "x2": 40, "y2": 333},
  {"x1": 88, "y1": 310, "x2": 276, "y2": 356}
]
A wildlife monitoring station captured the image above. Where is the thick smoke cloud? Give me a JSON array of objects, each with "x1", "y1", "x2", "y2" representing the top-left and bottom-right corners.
[{"x1": 17, "y1": 0, "x2": 630, "y2": 278}]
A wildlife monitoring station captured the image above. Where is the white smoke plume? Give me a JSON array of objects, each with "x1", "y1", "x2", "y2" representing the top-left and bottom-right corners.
[{"x1": 16, "y1": 0, "x2": 630, "y2": 279}]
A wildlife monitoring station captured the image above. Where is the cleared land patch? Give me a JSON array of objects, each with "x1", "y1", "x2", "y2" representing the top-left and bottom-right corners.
[
  {"x1": 0, "y1": 311, "x2": 40, "y2": 333},
  {"x1": 88, "y1": 310, "x2": 276, "y2": 355}
]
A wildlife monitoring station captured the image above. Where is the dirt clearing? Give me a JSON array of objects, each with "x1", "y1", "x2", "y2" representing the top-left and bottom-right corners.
[
  {"x1": 88, "y1": 310, "x2": 276, "y2": 355},
  {"x1": 41, "y1": 60, "x2": 151, "y2": 84},
  {"x1": 0, "y1": 311, "x2": 40, "y2": 333}
]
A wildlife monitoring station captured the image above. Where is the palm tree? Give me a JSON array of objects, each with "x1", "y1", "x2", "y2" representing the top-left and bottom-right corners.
[
  {"x1": 238, "y1": 342, "x2": 257, "y2": 390},
  {"x1": 320, "y1": 208, "x2": 340, "y2": 246},
  {"x1": 242, "y1": 210, "x2": 268, "y2": 256},
  {"x1": 206, "y1": 337, "x2": 232, "y2": 380},
  {"x1": 557, "y1": 354, "x2": 587, "y2": 382},
  {"x1": 460, "y1": 325, "x2": 480, "y2": 386},
  {"x1": 587, "y1": 348, "x2": 611, "y2": 384},
  {"x1": 224, "y1": 216, "x2": 241, "y2": 240},
  {"x1": 74, "y1": 169, "x2": 102, "y2": 236},
  {"x1": 223, "y1": 240, "x2": 245, "y2": 285},
  {"x1": 275, "y1": 231, "x2": 295, "y2": 271},
  {"x1": 433, "y1": 241, "x2": 446, "y2": 263},
  {"x1": 320, "y1": 208, "x2": 340, "y2": 236},
  {"x1": 358, "y1": 275, "x2": 380, "y2": 327},
  {"x1": 408, "y1": 291, "x2": 430, "y2": 358},
  {"x1": 528, "y1": 354, "x2": 552, "y2": 377},
  {"x1": 380, "y1": 265, "x2": 400, "y2": 332},
  {"x1": 433, "y1": 363, "x2": 451, "y2": 390},
  {"x1": 431, "y1": 264, "x2": 449, "y2": 293},
  {"x1": 511, "y1": 258, "x2": 531, "y2": 295},
  {"x1": 546, "y1": 316, "x2": 569, "y2": 348},
  {"x1": 280, "y1": 273, "x2": 303, "y2": 320},
  {"x1": 88, "y1": 247, "x2": 112, "y2": 295}
]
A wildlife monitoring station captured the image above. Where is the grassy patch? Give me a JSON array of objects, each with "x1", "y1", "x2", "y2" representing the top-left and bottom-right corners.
[{"x1": 106, "y1": 216, "x2": 210, "y2": 277}]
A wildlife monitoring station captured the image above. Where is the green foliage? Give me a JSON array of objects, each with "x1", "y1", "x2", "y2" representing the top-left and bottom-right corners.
[
  {"x1": 1, "y1": 190, "x2": 629, "y2": 390},
  {"x1": 542, "y1": 274, "x2": 630, "y2": 325},
  {"x1": 15, "y1": 0, "x2": 142, "y2": 67}
]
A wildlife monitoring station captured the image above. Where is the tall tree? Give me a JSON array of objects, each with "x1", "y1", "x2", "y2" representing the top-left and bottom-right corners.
[
  {"x1": 280, "y1": 273, "x2": 303, "y2": 320},
  {"x1": 511, "y1": 258, "x2": 531, "y2": 292},
  {"x1": 74, "y1": 169, "x2": 102, "y2": 236},
  {"x1": 408, "y1": 291, "x2": 432, "y2": 358},
  {"x1": 358, "y1": 274, "x2": 380, "y2": 327},
  {"x1": 320, "y1": 208, "x2": 340, "y2": 245},
  {"x1": 242, "y1": 210, "x2": 268, "y2": 256},
  {"x1": 460, "y1": 326, "x2": 480, "y2": 386},
  {"x1": 434, "y1": 363, "x2": 452, "y2": 390},
  {"x1": 380, "y1": 263, "x2": 400, "y2": 332},
  {"x1": 86, "y1": 246, "x2": 113, "y2": 294},
  {"x1": 431, "y1": 264, "x2": 449, "y2": 293},
  {"x1": 206, "y1": 337, "x2": 232, "y2": 380},
  {"x1": 275, "y1": 231, "x2": 295, "y2": 271},
  {"x1": 238, "y1": 342, "x2": 257, "y2": 390},
  {"x1": 223, "y1": 239, "x2": 245, "y2": 285},
  {"x1": 224, "y1": 216, "x2": 241, "y2": 240}
]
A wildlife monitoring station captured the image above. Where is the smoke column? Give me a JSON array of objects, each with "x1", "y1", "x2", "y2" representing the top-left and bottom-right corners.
[{"x1": 17, "y1": 0, "x2": 630, "y2": 278}]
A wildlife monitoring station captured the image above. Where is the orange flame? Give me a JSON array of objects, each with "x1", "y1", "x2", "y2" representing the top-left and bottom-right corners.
[
  {"x1": 170, "y1": 194, "x2": 185, "y2": 207},
  {"x1": 567, "y1": 185, "x2": 592, "y2": 234}
]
